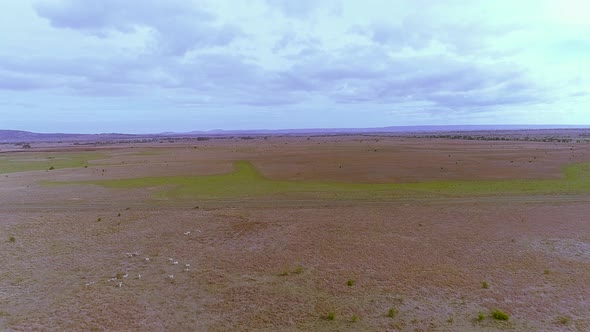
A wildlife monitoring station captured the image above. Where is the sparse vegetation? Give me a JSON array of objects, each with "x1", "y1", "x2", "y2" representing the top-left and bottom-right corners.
[
  {"x1": 324, "y1": 312, "x2": 335, "y2": 321},
  {"x1": 278, "y1": 266, "x2": 304, "y2": 276},
  {"x1": 49, "y1": 166, "x2": 55, "y2": 170},
  {"x1": 476, "y1": 312, "x2": 486, "y2": 321},
  {"x1": 387, "y1": 308, "x2": 398, "y2": 318},
  {"x1": 556, "y1": 316, "x2": 570, "y2": 325},
  {"x1": 9, "y1": 236, "x2": 15, "y2": 243},
  {"x1": 490, "y1": 309, "x2": 509, "y2": 321},
  {"x1": 346, "y1": 279, "x2": 355, "y2": 286},
  {"x1": 292, "y1": 266, "x2": 304, "y2": 274},
  {"x1": 97, "y1": 217, "x2": 102, "y2": 222},
  {"x1": 53, "y1": 160, "x2": 590, "y2": 200},
  {"x1": 351, "y1": 314, "x2": 358, "y2": 322},
  {"x1": 482, "y1": 281, "x2": 489, "y2": 289}
]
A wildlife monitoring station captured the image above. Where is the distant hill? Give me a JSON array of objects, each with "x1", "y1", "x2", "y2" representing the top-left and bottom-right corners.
[
  {"x1": 1, "y1": 125, "x2": 590, "y2": 143},
  {"x1": 0, "y1": 130, "x2": 142, "y2": 143}
]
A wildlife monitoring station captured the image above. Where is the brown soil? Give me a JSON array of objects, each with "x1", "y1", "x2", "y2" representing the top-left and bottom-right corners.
[{"x1": 1, "y1": 137, "x2": 589, "y2": 331}]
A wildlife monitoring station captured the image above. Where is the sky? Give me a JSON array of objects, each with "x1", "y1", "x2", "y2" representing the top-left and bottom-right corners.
[{"x1": 0, "y1": 0, "x2": 589, "y2": 133}]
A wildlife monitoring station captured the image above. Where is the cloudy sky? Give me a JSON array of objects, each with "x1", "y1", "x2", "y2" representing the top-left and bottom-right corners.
[{"x1": 1, "y1": 0, "x2": 589, "y2": 133}]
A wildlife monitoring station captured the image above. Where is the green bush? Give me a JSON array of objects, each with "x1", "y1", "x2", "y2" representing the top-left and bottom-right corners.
[
  {"x1": 387, "y1": 308, "x2": 398, "y2": 318},
  {"x1": 491, "y1": 309, "x2": 509, "y2": 320}
]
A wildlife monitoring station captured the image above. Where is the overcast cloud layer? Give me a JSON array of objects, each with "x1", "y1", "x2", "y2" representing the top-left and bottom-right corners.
[{"x1": 0, "y1": 0, "x2": 589, "y2": 133}]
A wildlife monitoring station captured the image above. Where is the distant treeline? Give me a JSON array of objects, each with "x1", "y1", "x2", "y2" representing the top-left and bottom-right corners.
[{"x1": 415, "y1": 134, "x2": 588, "y2": 143}]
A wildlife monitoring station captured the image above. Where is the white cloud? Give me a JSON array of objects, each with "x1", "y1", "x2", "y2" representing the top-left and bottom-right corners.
[{"x1": 0, "y1": 0, "x2": 588, "y2": 132}]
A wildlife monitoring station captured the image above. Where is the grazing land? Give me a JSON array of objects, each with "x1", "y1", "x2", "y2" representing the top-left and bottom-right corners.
[{"x1": 2, "y1": 134, "x2": 590, "y2": 331}]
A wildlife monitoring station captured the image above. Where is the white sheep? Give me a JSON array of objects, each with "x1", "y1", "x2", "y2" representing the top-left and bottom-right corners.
[
  {"x1": 168, "y1": 275, "x2": 174, "y2": 280},
  {"x1": 184, "y1": 231, "x2": 191, "y2": 235},
  {"x1": 145, "y1": 257, "x2": 150, "y2": 262}
]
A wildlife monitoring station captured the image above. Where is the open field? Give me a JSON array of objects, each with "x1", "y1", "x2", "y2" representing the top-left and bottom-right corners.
[{"x1": 2, "y1": 135, "x2": 590, "y2": 331}]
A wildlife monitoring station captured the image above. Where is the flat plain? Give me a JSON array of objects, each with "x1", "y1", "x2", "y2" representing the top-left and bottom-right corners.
[{"x1": 1, "y1": 135, "x2": 590, "y2": 331}]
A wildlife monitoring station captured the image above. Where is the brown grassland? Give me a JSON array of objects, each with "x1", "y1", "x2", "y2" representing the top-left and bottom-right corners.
[{"x1": 1, "y1": 135, "x2": 590, "y2": 331}]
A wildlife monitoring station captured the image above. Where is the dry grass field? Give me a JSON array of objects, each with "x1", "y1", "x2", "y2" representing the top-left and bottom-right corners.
[{"x1": 1, "y1": 136, "x2": 590, "y2": 331}]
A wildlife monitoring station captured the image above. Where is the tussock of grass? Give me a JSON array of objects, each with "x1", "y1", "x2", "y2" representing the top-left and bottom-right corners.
[
  {"x1": 387, "y1": 308, "x2": 398, "y2": 318},
  {"x1": 9, "y1": 236, "x2": 15, "y2": 243},
  {"x1": 346, "y1": 279, "x2": 355, "y2": 286},
  {"x1": 278, "y1": 266, "x2": 304, "y2": 276},
  {"x1": 482, "y1": 281, "x2": 489, "y2": 289}
]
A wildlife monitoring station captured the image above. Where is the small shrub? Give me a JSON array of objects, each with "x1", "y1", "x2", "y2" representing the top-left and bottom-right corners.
[
  {"x1": 346, "y1": 279, "x2": 355, "y2": 287},
  {"x1": 482, "y1": 281, "x2": 489, "y2": 289},
  {"x1": 351, "y1": 314, "x2": 358, "y2": 322},
  {"x1": 49, "y1": 166, "x2": 55, "y2": 170},
  {"x1": 544, "y1": 269, "x2": 551, "y2": 275},
  {"x1": 476, "y1": 313, "x2": 486, "y2": 321},
  {"x1": 292, "y1": 266, "x2": 304, "y2": 274},
  {"x1": 490, "y1": 309, "x2": 509, "y2": 321},
  {"x1": 9, "y1": 236, "x2": 15, "y2": 243},
  {"x1": 324, "y1": 312, "x2": 335, "y2": 321},
  {"x1": 447, "y1": 316, "x2": 454, "y2": 323},
  {"x1": 97, "y1": 217, "x2": 102, "y2": 222},
  {"x1": 278, "y1": 266, "x2": 304, "y2": 276},
  {"x1": 556, "y1": 316, "x2": 570, "y2": 325},
  {"x1": 115, "y1": 272, "x2": 125, "y2": 279},
  {"x1": 117, "y1": 213, "x2": 121, "y2": 217},
  {"x1": 387, "y1": 308, "x2": 398, "y2": 318}
]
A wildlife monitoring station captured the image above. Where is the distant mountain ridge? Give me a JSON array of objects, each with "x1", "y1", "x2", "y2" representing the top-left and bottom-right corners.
[{"x1": 1, "y1": 125, "x2": 590, "y2": 143}]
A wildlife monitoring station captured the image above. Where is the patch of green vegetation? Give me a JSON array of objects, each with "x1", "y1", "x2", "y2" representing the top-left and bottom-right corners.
[
  {"x1": 482, "y1": 281, "x2": 489, "y2": 289},
  {"x1": 346, "y1": 279, "x2": 355, "y2": 287},
  {"x1": 350, "y1": 314, "x2": 358, "y2": 322},
  {"x1": 324, "y1": 312, "x2": 335, "y2": 321},
  {"x1": 490, "y1": 309, "x2": 509, "y2": 321},
  {"x1": 476, "y1": 312, "x2": 486, "y2": 322},
  {"x1": 8, "y1": 236, "x2": 15, "y2": 243},
  {"x1": 0, "y1": 152, "x2": 106, "y2": 174},
  {"x1": 556, "y1": 316, "x2": 570, "y2": 325},
  {"x1": 45, "y1": 160, "x2": 590, "y2": 200},
  {"x1": 278, "y1": 266, "x2": 304, "y2": 276},
  {"x1": 387, "y1": 308, "x2": 398, "y2": 318}
]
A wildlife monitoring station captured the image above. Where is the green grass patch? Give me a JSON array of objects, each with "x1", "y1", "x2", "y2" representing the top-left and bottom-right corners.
[
  {"x1": 0, "y1": 152, "x2": 106, "y2": 174},
  {"x1": 44, "y1": 160, "x2": 590, "y2": 200}
]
